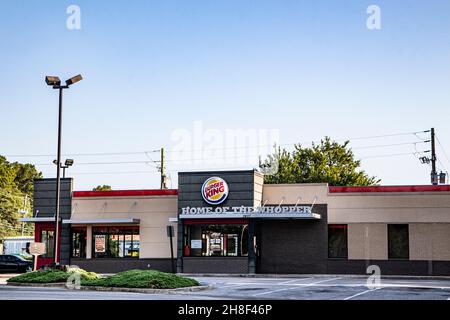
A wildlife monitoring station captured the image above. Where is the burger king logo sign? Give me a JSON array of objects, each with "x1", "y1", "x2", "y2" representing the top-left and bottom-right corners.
[{"x1": 201, "y1": 177, "x2": 229, "y2": 205}]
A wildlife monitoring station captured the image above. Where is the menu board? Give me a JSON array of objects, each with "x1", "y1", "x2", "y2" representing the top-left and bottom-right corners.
[{"x1": 95, "y1": 235, "x2": 106, "y2": 253}]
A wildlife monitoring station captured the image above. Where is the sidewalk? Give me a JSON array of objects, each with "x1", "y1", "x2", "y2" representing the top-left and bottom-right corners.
[{"x1": 0, "y1": 274, "x2": 19, "y2": 279}]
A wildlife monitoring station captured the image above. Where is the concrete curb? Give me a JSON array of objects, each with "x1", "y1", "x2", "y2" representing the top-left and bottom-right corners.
[
  {"x1": 7, "y1": 282, "x2": 67, "y2": 288},
  {"x1": 6, "y1": 282, "x2": 214, "y2": 294},
  {"x1": 78, "y1": 284, "x2": 214, "y2": 294},
  {"x1": 180, "y1": 273, "x2": 450, "y2": 281}
]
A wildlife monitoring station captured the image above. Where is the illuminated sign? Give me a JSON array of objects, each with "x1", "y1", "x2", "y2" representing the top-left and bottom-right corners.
[
  {"x1": 179, "y1": 205, "x2": 320, "y2": 219},
  {"x1": 201, "y1": 177, "x2": 229, "y2": 205}
]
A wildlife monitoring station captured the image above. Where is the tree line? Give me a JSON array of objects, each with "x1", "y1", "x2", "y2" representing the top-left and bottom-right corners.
[{"x1": 0, "y1": 155, "x2": 42, "y2": 239}]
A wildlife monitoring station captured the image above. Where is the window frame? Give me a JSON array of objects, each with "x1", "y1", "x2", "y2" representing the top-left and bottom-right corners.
[
  {"x1": 327, "y1": 224, "x2": 348, "y2": 259},
  {"x1": 387, "y1": 224, "x2": 409, "y2": 260},
  {"x1": 40, "y1": 228, "x2": 55, "y2": 259},
  {"x1": 184, "y1": 224, "x2": 249, "y2": 257},
  {"x1": 91, "y1": 226, "x2": 140, "y2": 259},
  {"x1": 70, "y1": 227, "x2": 87, "y2": 258}
]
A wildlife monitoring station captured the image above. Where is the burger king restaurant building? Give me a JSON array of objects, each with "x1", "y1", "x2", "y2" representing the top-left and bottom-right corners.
[{"x1": 24, "y1": 170, "x2": 450, "y2": 275}]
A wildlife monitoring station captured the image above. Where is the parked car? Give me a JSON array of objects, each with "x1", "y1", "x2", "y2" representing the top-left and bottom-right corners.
[{"x1": 0, "y1": 254, "x2": 33, "y2": 273}]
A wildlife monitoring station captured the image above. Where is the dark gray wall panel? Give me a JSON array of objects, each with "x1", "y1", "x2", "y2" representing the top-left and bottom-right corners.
[
  {"x1": 183, "y1": 257, "x2": 248, "y2": 274},
  {"x1": 33, "y1": 178, "x2": 73, "y2": 265},
  {"x1": 177, "y1": 170, "x2": 259, "y2": 273},
  {"x1": 33, "y1": 178, "x2": 73, "y2": 219},
  {"x1": 326, "y1": 259, "x2": 450, "y2": 276},
  {"x1": 70, "y1": 258, "x2": 173, "y2": 273},
  {"x1": 257, "y1": 204, "x2": 328, "y2": 274}
]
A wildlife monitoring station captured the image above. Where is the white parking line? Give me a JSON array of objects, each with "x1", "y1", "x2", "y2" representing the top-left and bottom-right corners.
[
  {"x1": 279, "y1": 278, "x2": 314, "y2": 285},
  {"x1": 219, "y1": 282, "x2": 450, "y2": 289},
  {"x1": 344, "y1": 287, "x2": 382, "y2": 300},
  {"x1": 220, "y1": 284, "x2": 248, "y2": 289},
  {"x1": 253, "y1": 277, "x2": 342, "y2": 296}
]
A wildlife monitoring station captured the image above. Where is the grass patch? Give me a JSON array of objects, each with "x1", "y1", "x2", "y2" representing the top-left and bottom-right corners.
[
  {"x1": 7, "y1": 268, "x2": 101, "y2": 283},
  {"x1": 82, "y1": 269, "x2": 200, "y2": 289}
]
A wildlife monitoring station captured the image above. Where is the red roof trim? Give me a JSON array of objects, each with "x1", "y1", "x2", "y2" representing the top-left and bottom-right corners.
[
  {"x1": 73, "y1": 189, "x2": 178, "y2": 198},
  {"x1": 329, "y1": 185, "x2": 450, "y2": 193}
]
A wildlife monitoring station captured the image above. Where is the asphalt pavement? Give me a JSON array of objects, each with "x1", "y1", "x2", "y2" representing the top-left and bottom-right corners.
[{"x1": 1, "y1": 274, "x2": 450, "y2": 300}]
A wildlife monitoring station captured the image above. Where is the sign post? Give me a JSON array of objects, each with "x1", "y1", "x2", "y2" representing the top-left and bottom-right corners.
[
  {"x1": 28, "y1": 242, "x2": 46, "y2": 271},
  {"x1": 166, "y1": 225, "x2": 175, "y2": 273}
]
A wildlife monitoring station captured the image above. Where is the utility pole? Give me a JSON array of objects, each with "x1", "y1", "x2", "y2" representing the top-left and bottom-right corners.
[
  {"x1": 160, "y1": 147, "x2": 166, "y2": 189},
  {"x1": 20, "y1": 195, "x2": 28, "y2": 237},
  {"x1": 431, "y1": 128, "x2": 437, "y2": 185}
]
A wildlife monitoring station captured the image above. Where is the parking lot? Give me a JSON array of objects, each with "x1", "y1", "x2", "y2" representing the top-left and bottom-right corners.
[
  {"x1": 189, "y1": 275, "x2": 450, "y2": 300},
  {"x1": 1, "y1": 274, "x2": 450, "y2": 300}
]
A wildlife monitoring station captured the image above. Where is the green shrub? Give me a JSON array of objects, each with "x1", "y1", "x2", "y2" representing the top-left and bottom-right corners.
[
  {"x1": 82, "y1": 269, "x2": 200, "y2": 289},
  {"x1": 7, "y1": 268, "x2": 101, "y2": 283},
  {"x1": 69, "y1": 268, "x2": 101, "y2": 281},
  {"x1": 8, "y1": 270, "x2": 70, "y2": 283}
]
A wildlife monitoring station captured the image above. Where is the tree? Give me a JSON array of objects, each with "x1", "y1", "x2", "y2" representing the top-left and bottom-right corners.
[
  {"x1": 0, "y1": 156, "x2": 17, "y2": 191},
  {"x1": 0, "y1": 155, "x2": 41, "y2": 238},
  {"x1": 11, "y1": 162, "x2": 42, "y2": 197},
  {"x1": 93, "y1": 185, "x2": 112, "y2": 191},
  {"x1": 260, "y1": 137, "x2": 380, "y2": 186},
  {"x1": 0, "y1": 189, "x2": 23, "y2": 239}
]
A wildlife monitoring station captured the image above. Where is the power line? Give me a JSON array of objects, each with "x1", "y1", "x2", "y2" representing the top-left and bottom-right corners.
[
  {"x1": 339, "y1": 130, "x2": 428, "y2": 142},
  {"x1": 4, "y1": 150, "x2": 161, "y2": 158},
  {"x1": 34, "y1": 145, "x2": 432, "y2": 168},
  {"x1": 359, "y1": 151, "x2": 427, "y2": 160},
  {"x1": 437, "y1": 157, "x2": 448, "y2": 174},
  {"x1": 436, "y1": 135, "x2": 450, "y2": 165},
  {"x1": 4, "y1": 129, "x2": 428, "y2": 159},
  {"x1": 70, "y1": 171, "x2": 157, "y2": 175},
  {"x1": 352, "y1": 141, "x2": 428, "y2": 150},
  {"x1": 35, "y1": 160, "x2": 158, "y2": 166},
  {"x1": 44, "y1": 151, "x2": 429, "y2": 176}
]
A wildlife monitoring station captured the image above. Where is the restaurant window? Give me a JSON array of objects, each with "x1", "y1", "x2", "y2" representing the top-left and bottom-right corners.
[
  {"x1": 40, "y1": 229, "x2": 55, "y2": 258},
  {"x1": 328, "y1": 225, "x2": 348, "y2": 259},
  {"x1": 184, "y1": 224, "x2": 248, "y2": 257},
  {"x1": 388, "y1": 224, "x2": 409, "y2": 260},
  {"x1": 92, "y1": 226, "x2": 139, "y2": 258},
  {"x1": 71, "y1": 228, "x2": 87, "y2": 258}
]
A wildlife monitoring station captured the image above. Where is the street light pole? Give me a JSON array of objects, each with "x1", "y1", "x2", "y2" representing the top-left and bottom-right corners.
[
  {"x1": 46, "y1": 74, "x2": 82, "y2": 266},
  {"x1": 53, "y1": 87, "x2": 64, "y2": 265}
]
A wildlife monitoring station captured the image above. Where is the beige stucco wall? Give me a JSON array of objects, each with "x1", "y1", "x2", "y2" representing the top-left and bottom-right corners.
[
  {"x1": 262, "y1": 184, "x2": 329, "y2": 205},
  {"x1": 327, "y1": 193, "x2": 450, "y2": 223},
  {"x1": 263, "y1": 183, "x2": 450, "y2": 260},
  {"x1": 347, "y1": 223, "x2": 388, "y2": 260},
  {"x1": 71, "y1": 195, "x2": 178, "y2": 259},
  {"x1": 263, "y1": 183, "x2": 450, "y2": 223},
  {"x1": 409, "y1": 223, "x2": 450, "y2": 261},
  {"x1": 254, "y1": 173, "x2": 264, "y2": 207}
]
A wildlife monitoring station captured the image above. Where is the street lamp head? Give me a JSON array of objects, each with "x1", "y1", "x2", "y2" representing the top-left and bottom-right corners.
[
  {"x1": 65, "y1": 74, "x2": 83, "y2": 86},
  {"x1": 53, "y1": 159, "x2": 59, "y2": 165},
  {"x1": 45, "y1": 76, "x2": 61, "y2": 86},
  {"x1": 65, "y1": 159, "x2": 74, "y2": 167}
]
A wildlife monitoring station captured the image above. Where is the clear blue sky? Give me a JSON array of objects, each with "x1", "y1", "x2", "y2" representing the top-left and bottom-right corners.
[{"x1": 1, "y1": 0, "x2": 449, "y2": 190}]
